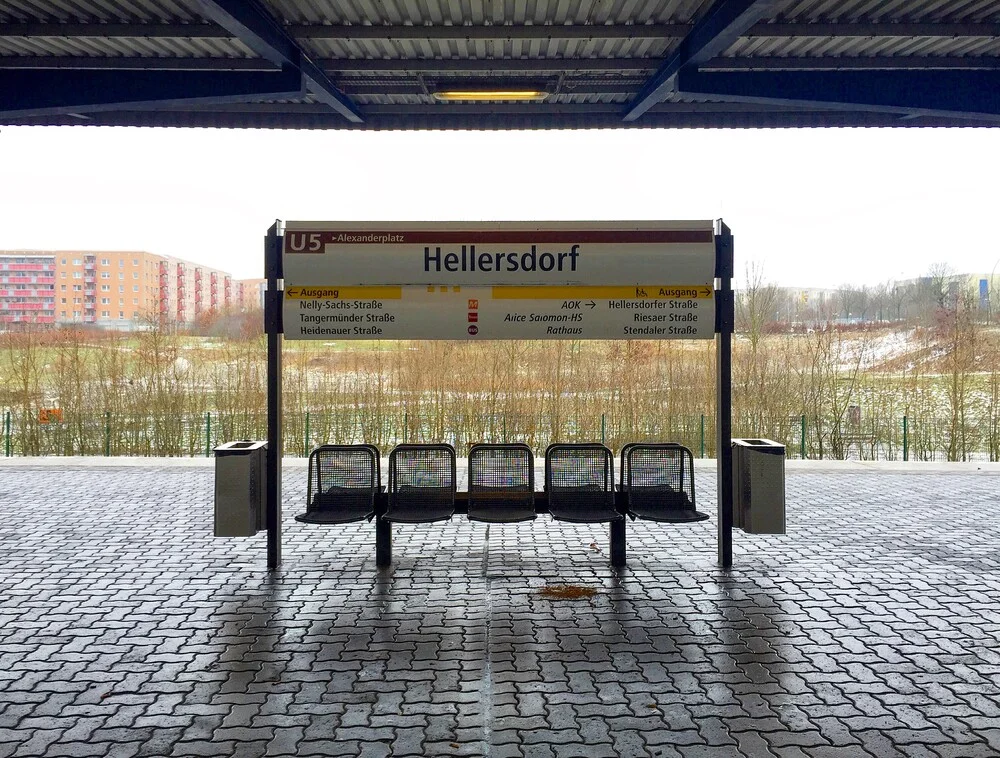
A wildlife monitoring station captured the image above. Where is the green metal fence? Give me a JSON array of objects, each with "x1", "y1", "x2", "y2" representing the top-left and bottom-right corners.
[{"x1": 2, "y1": 408, "x2": 997, "y2": 461}]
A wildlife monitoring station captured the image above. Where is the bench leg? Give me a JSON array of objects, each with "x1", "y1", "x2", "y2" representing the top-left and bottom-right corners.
[
  {"x1": 610, "y1": 520, "x2": 626, "y2": 567},
  {"x1": 376, "y1": 519, "x2": 392, "y2": 566}
]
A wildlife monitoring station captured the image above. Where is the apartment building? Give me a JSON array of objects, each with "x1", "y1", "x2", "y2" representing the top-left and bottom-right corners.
[
  {"x1": 156, "y1": 256, "x2": 235, "y2": 327},
  {"x1": 0, "y1": 253, "x2": 57, "y2": 325},
  {"x1": 238, "y1": 278, "x2": 267, "y2": 311},
  {"x1": 0, "y1": 250, "x2": 249, "y2": 329},
  {"x1": 50, "y1": 251, "x2": 162, "y2": 328}
]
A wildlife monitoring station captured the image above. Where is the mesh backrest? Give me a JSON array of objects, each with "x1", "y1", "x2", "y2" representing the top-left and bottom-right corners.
[
  {"x1": 469, "y1": 444, "x2": 534, "y2": 493},
  {"x1": 625, "y1": 444, "x2": 695, "y2": 507},
  {"x1": 545, "y1": 444, "x2": 613, "y2": 493},
  {"x1": 389, "y1": 444, "x2": 456, "y2": 493},
  {"x1": 307, "y1": 445, "x2": 379, "y2": 509}
]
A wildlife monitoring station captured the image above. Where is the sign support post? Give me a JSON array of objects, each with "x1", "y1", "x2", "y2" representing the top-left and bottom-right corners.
[
  {"x1": 715, "y1": 222, "x2": 734, "y2": 568},
  {"x1": 264, "y1": 222, "x2": 283, "y2": 570},
  {"x1": 272, "y1": 219, "x2": 730, "y2": 569}
]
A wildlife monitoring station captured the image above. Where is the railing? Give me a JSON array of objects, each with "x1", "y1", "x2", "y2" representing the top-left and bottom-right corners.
[{"x1": 1, "y1": 408, "x2": 998, "y2": 462}]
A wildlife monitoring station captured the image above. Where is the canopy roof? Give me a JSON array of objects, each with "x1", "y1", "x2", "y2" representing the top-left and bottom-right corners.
[{"x1": 3, "y1": 0, "x2": 1000, "y2": 129}]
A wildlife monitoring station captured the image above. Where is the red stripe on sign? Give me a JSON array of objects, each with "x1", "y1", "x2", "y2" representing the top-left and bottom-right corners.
[{"x1": 284, "y1": 229, "x2": 713, "y2": 251}]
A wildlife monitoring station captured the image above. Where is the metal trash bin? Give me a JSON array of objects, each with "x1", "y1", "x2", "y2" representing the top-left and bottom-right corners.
[
  {"x1": 214, "y1": 441, "x2": 267, "y2": 537},
  {"x1": 732, "y1": 438, "x2": 785, "y2": 534}
]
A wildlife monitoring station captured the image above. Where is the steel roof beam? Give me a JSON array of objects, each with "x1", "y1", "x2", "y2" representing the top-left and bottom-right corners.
[
  {"x1": 290, "y1": 23, "x2": 685, "y2": 40},
  {"x1": 702, "y1": 56, "x2": 1000, "y2": 71},
  {"x1": 744, "y1": 22, "x2": 1000, "y2": 37},
  {"x1": 676, "y1": 69, "x2": 1000, "y2": 122},
  {"x1": 5, "y1": 109, "x2": 961, "y2": 130},
  {"x1": 144, "y1": 101, "x2": 813, "y2": 115},
  {"x1": 192, "y1": 0, "x2": 362, "y2": 122},
  {"x1": 624, "y1": 0, "x2": 782, "y2": 122},
  {"x1": 1, "y1": 23, "x2": 223, "y2": 38},
  {"x1": 0, "y1": 66, "x2": 303, "y2": 118},
  {"x1": 322, "y1": 59, "x2": 655, "y2": 73},
  {"x1": 4, "y1": 21, "x2": 1000, "y2": 39},
  {"x1": 0, "y1": 57, "x2": 275, "y2": 71},
  {"x1": 4, "y1": 55, "x2": 999, "y2": 74}
]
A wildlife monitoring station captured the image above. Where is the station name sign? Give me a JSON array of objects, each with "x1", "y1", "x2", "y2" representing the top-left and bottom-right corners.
[
  {"x1": 281, "y1": 221, "x2": 716, "y2": 340},
  {"x1": 283, "y1": 221, "x2": 714, "y2": 286}
]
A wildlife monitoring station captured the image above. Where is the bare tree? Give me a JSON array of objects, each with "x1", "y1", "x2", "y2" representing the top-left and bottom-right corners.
[{"x1": 736, "y1": 263, "x2": 780, "y2": 349}]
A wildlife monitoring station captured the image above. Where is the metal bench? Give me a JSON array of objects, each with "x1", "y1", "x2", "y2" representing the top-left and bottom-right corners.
[
  {"x1": 294, "y1": 440, "x2": 705, "y2": 568},
  {"x1": 384, "y1": 443, "x2": 457, "y2": 523},
  {"x1": 296, "y1": 444, "x2": 380, "y2": 524},
  {"x1": 544, "y1": 443, "x2": 622, "y2": 523},
  {"x1": 621, "y1": 443, "x2": 708, "y2": 523},
  {"x1": 467, "y1": 443, "x2": 536, "y2": 523}
]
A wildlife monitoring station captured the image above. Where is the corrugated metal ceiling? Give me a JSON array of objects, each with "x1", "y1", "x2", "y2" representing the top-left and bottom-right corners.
[{"x1": 2, "y1": 0, "x2": 999, "y2": 128}]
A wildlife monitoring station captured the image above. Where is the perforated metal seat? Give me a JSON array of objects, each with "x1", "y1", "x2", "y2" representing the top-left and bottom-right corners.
[
  {"x1": 623, "y1": 443, "x2": 709, "y2": 523},
  {"x1": 467, "y1": 443, "x2": 536, "y2": 523},
  {"x1": 544, "y1": 443, "x2": 621, "y2": 523},
  {"x1": 385, "y1": 443, "x2": 456, "y2": 524},
  {"x1": 296, "y1": 444, "x2": 380, "y2": 524}
]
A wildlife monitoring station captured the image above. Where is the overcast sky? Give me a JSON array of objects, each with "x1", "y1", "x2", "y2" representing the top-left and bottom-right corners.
[{"x1": 2, "y1": 125, "x2": 998, "y2": 289}]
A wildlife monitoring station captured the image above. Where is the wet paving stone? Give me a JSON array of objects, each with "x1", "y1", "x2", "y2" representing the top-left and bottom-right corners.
[{"x1": 0, "y1": 463, "x2": 998, "y2": 757}]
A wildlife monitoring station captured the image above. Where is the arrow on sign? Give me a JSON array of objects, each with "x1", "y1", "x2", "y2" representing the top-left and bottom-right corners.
[
  {"x1": 286, "y1": 287, "x2": 299, "y2": 298},
  {"x1": 700, "y1": 286, "x2": 713, "y2": 298},
  {"x1": 586, "y1": 301, "x2": 596, "y2": 309}
]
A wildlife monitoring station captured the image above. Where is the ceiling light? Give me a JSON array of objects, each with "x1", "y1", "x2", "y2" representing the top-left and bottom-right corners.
[{"x1": 432, "y1": 88, "x2": 550, "y2": 102}]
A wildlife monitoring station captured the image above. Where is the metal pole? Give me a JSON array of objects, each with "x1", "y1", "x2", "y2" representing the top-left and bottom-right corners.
[
  {"x1": 205, "y1": 412, "x2": 211, "y2": 457},
  {"x1": 700, "y1": 414, "x2": 705, "y2": 458},
  {"x1": 715, "y1": 222, "x2": 735, "y2": 568},
  {"x1": 800, "y1": 414, "x2": 806, "y2": 459},
  {"x1": 265, "y1": 222, "x2": 284, "y2": 570},
  {"x1": 601, "y1": 413, "x2": 606, "y2": 445},
  {"x1": 903, "y1": 415, "x2": 908, "y2": 462},
  {"x1": 403, "y1": 411, "x2": 407, "y2": 444},
  {"x1": 304, "y1": 411, "x2": 310, "y2": 456},
  {"x1": 104, "y1": 411, "x2": 111, "y2": 457},
  {"x1": 4, "y1": 411, "x2": 10, "y2": 457},
  {"x1": 610, "y1": 515, "x2": 626, "y2": 567}
]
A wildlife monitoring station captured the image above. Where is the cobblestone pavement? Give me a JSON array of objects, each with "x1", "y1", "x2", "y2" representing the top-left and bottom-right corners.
[{"x1": 0, "y1": 462, "x2": 999, "y2": 757}]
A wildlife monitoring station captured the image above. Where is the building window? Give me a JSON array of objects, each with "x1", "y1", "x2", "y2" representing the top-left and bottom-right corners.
[
  {"x1": 61, "y1": 310, "x2": 67, "y2": 317},
  {"x1": 73, "y1": 259, "x2": 81, "y2": 265},
  {"x1": 73, "y1": 298, "x2": 81, "y2": 304},
  {"x1": 61, "y1": 259, "x2": 67, "y2": 265},
  {"x1": 101, "y1": 297, "x2": 109, "y2": 304},
  {"x1": 100, "y1": 272, "x2": 110, "y2": 279},
  {"x1": 133, "y1": 298, "x2": 138, "y2": 305},
  {"x1": 60, "y1": 284, "x2": 66, "y2": 291},
  {"x1": 118, "y1": 285, "x2": 124, "y2": 293},
  {"x1": 119, "y1": 311, "x2": 124, "y2": 318},
  {"x1": 101, "y1": 284, "x2": 110, "y2": 291},
  {"x1": 133, "y1": 285, "x2": 139, "y2": 292},
  {"x1": 133, "y1": 272, "x2": 139, "y2": 279},
  {"x1": 61, "y1": 272, "x2": 66, "y2": 278},
  {"x1": 60, "y1": 298, "x2": 66, "y2": 304},
  {"x1": 119, "y1": 260, "x2": 125, "y2": 268},
  {"x1": 133, "y1": 259, "x2": 139, "y2": 267},
  {"x1": 101, "y1": 258, "x2": 109, "y2": 266},
  {"x1": 118, "y1": 299, "x2": 123, "y2": 305},
  {"x1": 73, "y1": 285, "x2": 81, "y2": 291}
]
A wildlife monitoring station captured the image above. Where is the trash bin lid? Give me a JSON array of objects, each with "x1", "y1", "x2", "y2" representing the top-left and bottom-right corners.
[{"x1": 214, "y1": 440, "x2": 267, "y2": 454}]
